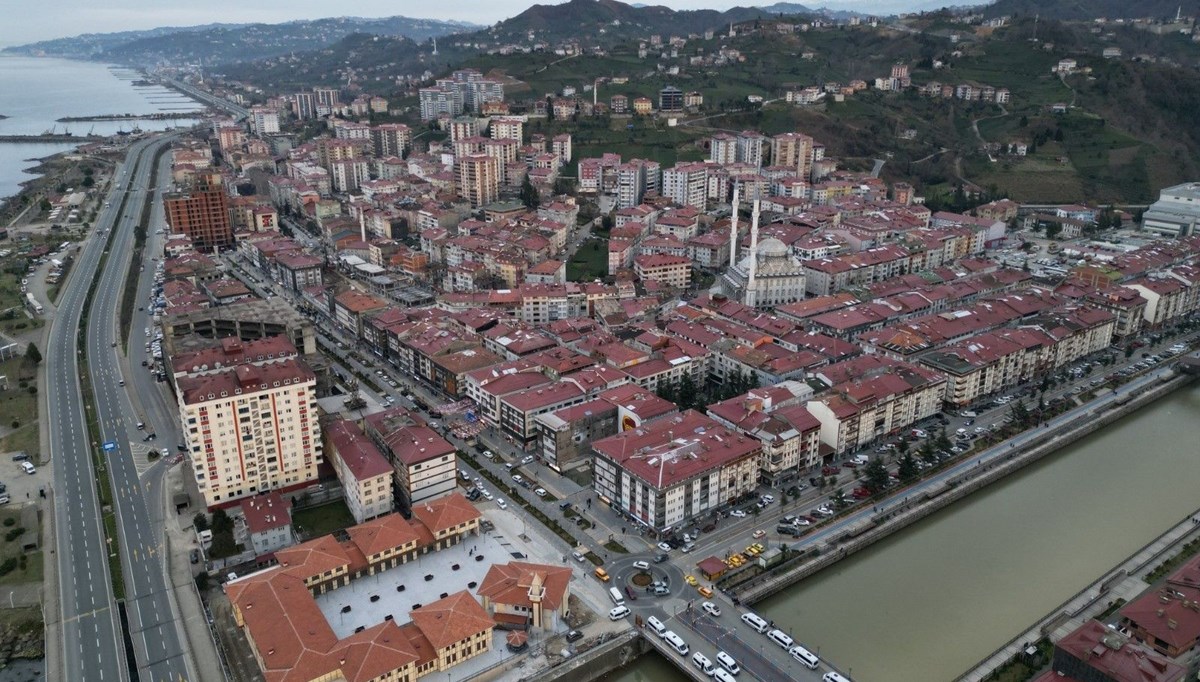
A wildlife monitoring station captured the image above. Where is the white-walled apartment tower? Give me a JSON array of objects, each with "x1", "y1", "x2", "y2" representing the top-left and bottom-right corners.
[{"x1": 174, "y1": 337, "x2": 322, "y2": 509}]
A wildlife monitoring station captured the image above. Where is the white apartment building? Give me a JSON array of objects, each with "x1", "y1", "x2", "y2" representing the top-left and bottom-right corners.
[
  {"x1": 326, "y1": 419, "x2": 394, "y2": 523},
  {"x1": 250, "y1": 107, "x2": 280, "y2": 136},
  {"x1": 736, "y1": 131, "x2": 767, "y2": 169},
  {"x1": 591, "y1": 411, "x2": 761, "y2": 534},
  {"x1": 489, "y1": 116, "x2": 525, "y2": 143},
  {"x1": 177, "y1": 358, "x2": 321, "y2": 509},
  {"x1": 662, "y1": 162, "x2": 708, "y2": 209},
  {"x1": 365, "y1": 407, "x2": 458, "y2": 511},
  {"x1": 710, "y1": 133, "x2": 737, "y2": 165},
  {"x1": 456, "y1": 154, "x2": 500, "y2": 207}
]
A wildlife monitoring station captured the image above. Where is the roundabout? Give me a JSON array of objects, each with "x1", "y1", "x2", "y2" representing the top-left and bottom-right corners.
[{"x1": 606, "y1": 555, "x2": 686, "y2": 606}]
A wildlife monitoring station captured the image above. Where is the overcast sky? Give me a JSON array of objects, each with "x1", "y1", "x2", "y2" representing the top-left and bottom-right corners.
[{"x1": 3, "y1": 0, "x2": 960, "y2": 46}]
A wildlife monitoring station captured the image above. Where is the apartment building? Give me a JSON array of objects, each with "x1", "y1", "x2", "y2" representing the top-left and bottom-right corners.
[
  {"x1": 771, "y1": 132, "x2": 814, "y2": 178},
  {"x1": 164, "y1": 172, "x2": 233, "y2": 250},
  {"x1": 456, "y1": 154, "x2": 500, "y2": 207},
  {"x1": 662, "y1": 163, "x2": 708, "y2": 209},
  {"x1": 240, "y1": 491, "x2": 294, "y2": 556},
  {"x1": 325, "y1": 419, "x2": 394, "y2": 523},
  {"x1": 364, "y1": 407, "x2": 458, "y2": 511},
  {"x1": 805, "y1": 357, "x2": 946, "y2": 454},
  {"x1": 370, "y1": 123, "x2": 411, "y2": 158},
  {"x1": 707, "y1": 385, "x2": 823, "y2": 485},
  {"x1": 634, "y1": 254, "x2": 691, "y2": 289},
  {"x1": 592, "y1": 410, "x2": 761, "y2": 534},
  {"x1": 176, "y1": 352, "x2": 321, "y2": 509}
]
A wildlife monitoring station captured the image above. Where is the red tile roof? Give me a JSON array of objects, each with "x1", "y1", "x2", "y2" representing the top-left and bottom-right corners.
[
  {"x1": 407, "y1": 591, "x2": 495, "y2": 651},
  {"x1": 476, "y1": 561, "x2": 573, "y2": 612},
  {"x1": 241, "y1": 491, "x2": 291, "y2": 534},
  {"x1": 326, "y1": 419, "x2": 391, "y2": 482},
  {"x1": 1055, "y1": 620, "x2": 1184, "y2": 682}
]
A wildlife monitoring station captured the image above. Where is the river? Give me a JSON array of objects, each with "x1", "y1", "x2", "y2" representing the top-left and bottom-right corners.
[
  {"x1": 604, "y1": 384, "x2": 1200, "y2": 682},
  {"x1": 0, "y1": 55, "x2": 203, "y2": 204}
]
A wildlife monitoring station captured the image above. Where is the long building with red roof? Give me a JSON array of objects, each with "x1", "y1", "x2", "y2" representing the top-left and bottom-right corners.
[{"x1": 226, "y1": 494, "x2": 485, "y2": 682}]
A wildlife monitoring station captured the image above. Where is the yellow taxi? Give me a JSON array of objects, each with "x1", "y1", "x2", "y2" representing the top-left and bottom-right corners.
[
  {"x1": 594, "y1": 567, "x2": 610, "y2": 582},
  {"x1": 698, "y1": 586, "x2": 714, "y2": 598},
  {"x1": 745, "y1": 545, "x2": 761, "y2": 556},
  {"x1": 751, "y1": 542, "x2": 765, "y2": 553},
  {"x1": 685, "y1": 574, "x2": 699, "y2": 587}
]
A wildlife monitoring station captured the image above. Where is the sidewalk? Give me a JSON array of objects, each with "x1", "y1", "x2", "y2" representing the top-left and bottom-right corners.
[{"x1": 160, "y1": 463, "x2": 227, "y2": 682}]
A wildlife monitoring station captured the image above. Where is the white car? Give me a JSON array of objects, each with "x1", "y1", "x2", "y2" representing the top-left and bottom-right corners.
[
  {"x1": 496, "y1": 498, "x2": 507, "y2": 510},
  {"x1": 702, "y1": 601, "x2": 722, "y2": 617},
  {"x1": 729, "y1": 509, "x2": 747, "y2": 518},
  {"x1": 609, "y1": 605, "x2": 631, "y2": 620},
  {"x1": 535, "y1": 488, "x2": 547, "y2": 497},
  {"x1": 482, "y1": 450, "x2": 495, "y2": 459},
  {"x1": 657, "y1": 542, "x2": 672, "y2": 552},
  {"x1": 481, "y1": 490, "x2": 494, "y2": 501},
  {"x1": 521, "y1": 455, "x2": 534, "y2": 465},
  {"x1": 632, "y1": 560, "x2": 650, "y2": 571},
  {"x1": 760, "y1": 494, "x2": 775, "y2": 503}
]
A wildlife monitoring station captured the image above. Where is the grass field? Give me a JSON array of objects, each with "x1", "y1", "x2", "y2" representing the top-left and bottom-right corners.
[
  {"x1": 292, "y1": 500, "x2": 355, "y2": 539},
  {"x1": 0, "y1": 507, "x2": 42, "y2": 586},
  {"x1": 567, "y1": 239, "x2": 608, "y2": 282},
  {"x1": 0, "y1": 356, "x2": 39, "y2": 460}
]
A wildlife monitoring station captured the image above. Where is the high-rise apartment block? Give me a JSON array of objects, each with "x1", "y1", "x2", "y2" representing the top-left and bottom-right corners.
[
  {"x1": 292, "y1": 92, "x2": 316, "y2": 120},
  {"x1": 250, "y1": 107, "x2": 279, "y2": 136},
  {"x1": 662, "y1": 162, "x2": 708, "y2": 209},
  {"x1": 659, "y1": 86, "x2": 684, "y2": 112},
  {"x1": 710, "y1": 133, "x2": 737, "y2": 165},
  {"x1": 771, "y1": 132, "x2": 814, "y2": 178},
  {"x1": 370, "y1": 123, "x2": 411, "y2": 158},
  {"x1": 419, "y1": 70, "x2": 504, "y2": 121},
  {"x1": 164, "y1": 171, "x2": 233, "y2": 250},
  {"x1": 456, "y1": 154, "x2": 500, "y2": 207},
  {"x1": 312, "y1": 87, "x2": 340, "y2": 110},
  {"x1": 173, "y1": 337, "x2": 321, "y2": 509},
  {"x1": 489, "y1": 116, "x2": 525, "y2": 143}
]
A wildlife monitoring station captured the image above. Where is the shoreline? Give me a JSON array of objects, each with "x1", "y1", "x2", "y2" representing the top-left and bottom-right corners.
[{"x1": 732, "y1": 371, "x2": 1196, "y2": 605}]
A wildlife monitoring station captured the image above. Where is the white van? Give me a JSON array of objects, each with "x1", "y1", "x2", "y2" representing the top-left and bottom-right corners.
[
  {"x1": 789, "y1": 644, "x2": 820, "y2": 669},
  {"x1": 663, "y1": 630, "x2": 689, "y2": 655},
  {"x1": 21, "y1": 461, "x2": 35, "y2": 475},
  {"x1": 740, "y1": 612, "x2": 769, "y2": 633},
  {"x1": 767, "y1": 628, "x2": 794, "y2": 649},
  {"x1": 646, "y1": 616, "x2": 667, "y2": 638},
  {"x1": 608, "y1": 587, "x2": 625, "y2": 606},
  {"x1": 823, "y1": 672, "x2": 852, "y2": 682},
  {"x1": 716, "y1": 651, "x2": 740, "y2": 675},
  {"x1": 714, "y1": 669, "x2": 737, "y2": 682},
  {"x1": 691, "y1": 652, "x2": 716, "y2": 676}
]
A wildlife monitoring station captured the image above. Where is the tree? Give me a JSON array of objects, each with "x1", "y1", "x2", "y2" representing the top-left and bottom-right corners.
[
  {"x1": 898, "y1": 453, "x2": 919, "y2": 483},
  {"x1": 1045, "y1": 221, "x2": 1063, "y2": 240},
  {"x1": 24, "y1": 342, "x2": 41, "y2": 365},
  {"x1": 831, "y1": 487, "x2": 849, "y2": 511},
  {"x1": 1010, "y1": 400, "x2": 1031, "y2": 427},
  {"x1": 655, "y1": 382, "x2": 676, "y2": 406},
  {"x1": 864, "y1": 457, "x2": 890, "y2": 494},
  {"x1": 211, "y1": 508, "x2": 233, "y2": 534},
  {"x1": 519, "y1": 175, "x2": 540, "y2": 209},
  {"x1": 676, "y1": 375, "x2": 697, "y2": 411},
  {"x1": 897, "y1": 436, "x2": 910, "y2": 455},
  {"x1": 935, "y1": 428, "x2": 952, "y2": 453},
  {"x1": 919, "y1": 442, "x2": 938, "y2": 465},
  {"x1": 193, "y1": 513, "x2": 210, "y2": 533}
]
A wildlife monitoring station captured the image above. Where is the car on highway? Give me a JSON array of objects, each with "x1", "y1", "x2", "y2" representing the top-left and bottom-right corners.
[
  {"x1": 482, "y1": 450, "x2": 494, "y2": 459},
  {"x1": 481, "y1": 490, "x2": 493, "y2": 501},
  {"x1": 535, "y1": 487, "x2": 547, "y2": 497},
  {"x1": 653, "y1": 553, "x2": 669, "y2": 563},
  {"x1": 729, "y1": 509, "x2": 747, "y2": 518},
  {"x1": 657, "y1": 542, "x2": 672, "y2": 552},
  {"x1": 511, "y1": 474, "x2": 523, "y2": 484},
  {"x1": 752, "y1": 529, "x2": 766, "y2": 539},
  {"x1": 496, "y1": 498, "x2": 507, "y2": 510},
  {"x1": 521, "y1": 455, "x2": 534, "y2": 465},
  {"x1": 702, "y1": 601, "x2": 721, "y2": 617},
  {"x1": 608, "y1": 605, "x2": 630, "y2": 620},
  {"x1": 684, "y1": 575, "x2": 698, "y2": 587},
  {"x1": 632, "y1": 560, "x2": 650, "y2": 571}
]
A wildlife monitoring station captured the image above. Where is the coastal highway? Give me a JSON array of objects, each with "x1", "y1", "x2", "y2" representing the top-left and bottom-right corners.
[
  {"x1": 47, "y1": 136, "x2": 159, "y2": 682},
  {"x1": 85, "y1": 134, "x2": 194, "y2": 681}
]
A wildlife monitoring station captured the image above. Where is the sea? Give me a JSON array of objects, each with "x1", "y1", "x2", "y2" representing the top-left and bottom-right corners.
[{"x1": 0, "y1": 55, "x2": 204, "y2": 205}]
